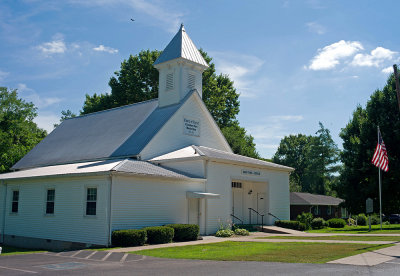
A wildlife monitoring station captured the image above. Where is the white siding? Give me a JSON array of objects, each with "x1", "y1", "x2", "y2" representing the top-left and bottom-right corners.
[
  {"x1": 162, "y1": 160, "x2": 205, "y2": 178},
  {"x1": 0, "y1": 182, "x2": 5, "y2": 241},
  {"x1": 141, "y1": 94, "x2": 230, "y2": 160},
  {"x1": 205, "y1": 161, "x2": 290, "y2": 234},
  {"x1": 3, "y1": 175, "x2": 110, "y2": 246},
  {"x1": 111, "y1": 175, "x2": 204, "y2": 231}
]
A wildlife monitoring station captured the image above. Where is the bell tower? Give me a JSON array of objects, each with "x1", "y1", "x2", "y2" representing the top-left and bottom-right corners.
[{"x1": 153, "y1": 24, "x2": 209, "y2": 108}]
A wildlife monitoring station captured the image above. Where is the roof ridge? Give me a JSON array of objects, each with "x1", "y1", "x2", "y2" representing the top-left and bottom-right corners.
[{"x1": 64, "y1": 98, "x2": 159, "y2": 121}]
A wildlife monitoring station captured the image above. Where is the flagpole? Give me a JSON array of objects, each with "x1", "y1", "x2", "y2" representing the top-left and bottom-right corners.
[{"x1": 378, "y1": 126, "x2": 383, "y2": 230}]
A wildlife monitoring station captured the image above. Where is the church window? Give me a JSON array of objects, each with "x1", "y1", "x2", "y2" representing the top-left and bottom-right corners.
[{"x1": 86, "y1": 188, "x2": 97, "y2": 216}]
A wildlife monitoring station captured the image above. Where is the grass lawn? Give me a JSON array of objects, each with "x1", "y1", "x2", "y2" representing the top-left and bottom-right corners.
[
  {"x1": 257, "y1": 236, "x2": 400, "y2": 242},
  {"x1": 132, "y1": 241, "x2": 392, "y2": 263},
  {"x1": 307, "y1": 224, "x2": 400, "y2": 234},
  {"x1": 0, "y1": 245, "x2": 46, "y2": 256}
]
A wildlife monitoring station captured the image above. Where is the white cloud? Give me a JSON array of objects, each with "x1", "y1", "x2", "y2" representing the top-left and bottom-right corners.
[
  {"x1": 351, "y1": 47, "x2": 397, "y2": 67},
  {"x1": 306, "y1": 22, "x2": 326, "y2": 35},
  {"x1": 382, "y1": 66, "x2": 394, "y2": 74},
  {"x1": 308, "y1": 40, "x2": 363, "y2": 70},
  {"x1": 17, "y1": 83, "x2": 62, "y2": 108},
  {"x1": 0, "y1": 69, "x2": 9, "y2": 81},
  {"x1": 33, "y1": 112, "x2": 58, "y2": 133},
  {"x1": 37, "y1": 39, "x2": 67, "y2": 55},
  {"x1": 93, "y1": 44, "x2": 118, "y2": 54},
  {"x1": 268, "y1": 115, "x2": 304, "y2": 122},
  {"x1": 211, "y1": 51, "x2": 265, "y2": 98}
]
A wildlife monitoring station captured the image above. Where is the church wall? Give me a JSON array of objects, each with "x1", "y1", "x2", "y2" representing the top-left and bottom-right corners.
[
  {"x1": 111, "y1": 175, "x2": 205, "y2": 233},
  {"x1": 140, "y1": 94, "x2": 230, "y2": 160},
  {"x1": 0, "y1": 182, "x2": 5, "y2": 242},
  {"x1": 205, "y1": 161, "x2": 290, "y2": 234},
  {"x1": 2, "y1": 175, "x2": 110, "y2": 249},
  {"x1": 161, "y1": 160, "x2": 205, "y2": 178}
]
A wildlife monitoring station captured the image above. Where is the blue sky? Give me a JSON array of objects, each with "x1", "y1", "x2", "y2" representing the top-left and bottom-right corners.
[{"x1": 1, "y1": 0, "x2": 399, "y2": 159}]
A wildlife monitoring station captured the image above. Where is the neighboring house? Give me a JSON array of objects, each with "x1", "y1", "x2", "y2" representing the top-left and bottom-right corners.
[
  {"x1": 290, "y1": 192, "x2": 347, "y2": 220},
  {"x1": 0, "y1": 25, "x2": 293, "y2": 250}
]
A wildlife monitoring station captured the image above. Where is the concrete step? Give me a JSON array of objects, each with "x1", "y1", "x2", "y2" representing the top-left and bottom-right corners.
[{"x1": 257, "y1": 226, "x2": 305, "y2": 234}]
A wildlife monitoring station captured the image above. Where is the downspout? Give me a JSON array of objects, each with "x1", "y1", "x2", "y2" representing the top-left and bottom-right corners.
[
  {"x1": 1, "y1": 181, "x2": 7, "y2": 243},
  {"x1": 204, "y1": 159, "x2": 209, "y2": 235},
  {"x1": 107, "y1": 173, "x2": 113, "y2": 247}
]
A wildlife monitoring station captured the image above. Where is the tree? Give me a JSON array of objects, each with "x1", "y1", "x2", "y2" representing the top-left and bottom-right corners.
[
  {"x1": 54, "y1": 109, "x2": 77, "y2": 128},
  {"x1": 273, "y1": 123, "x2": 340, "y2": 194},
  {"x1": 0, "y1": 87, "x2": 47, "y2": 172},
  {"x1": 81, "y1": 49, "x2": 258, "y2": 157},
  {"x1": 338, "y1": 74, "x2": 400, "y2": 214}
]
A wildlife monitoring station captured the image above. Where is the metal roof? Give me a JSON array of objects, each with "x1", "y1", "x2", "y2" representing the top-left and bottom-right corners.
[
  {"x1": 1, "y1": 159, "x2": 203, "y2": 181},
  {"x1": 154, "y1": 24, "x2": 208, "y2": 68},
  {"x1": 290, "y1": 192, "x2": 344, "y2": 206},
  {"x1": 151, "y1": 145, "x2": 294, "y2": 172},
  {"x1": 12, "y1": 98, "x2": 182, "y2": 170}
]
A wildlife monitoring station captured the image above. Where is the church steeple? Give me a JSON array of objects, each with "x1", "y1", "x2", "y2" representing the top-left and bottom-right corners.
[{"x1": 154, "y1": 24, "x2": 209, "y2": 107}]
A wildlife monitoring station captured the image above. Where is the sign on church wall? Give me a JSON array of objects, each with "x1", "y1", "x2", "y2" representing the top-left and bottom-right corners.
[
  {"x1": 241, "y1": 169, "x2": 261, "y2": 176},
  {"x1": 183, "y1": 117, "x2": 200, "y2": 137}
]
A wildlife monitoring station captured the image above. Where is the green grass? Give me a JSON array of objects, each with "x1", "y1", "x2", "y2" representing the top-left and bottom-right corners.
[
  {"x1": 257, "y1": 236, "x2": 400, "y2": 241},
  {"x1": 307, "y1": 224, "x2": 400, "y2": 234},
  {"x1": 0, "y1": 245, "x2": 46, "y2": 256},
  {"x1": 132, "y1": 241, "x2": 392, "y2": 263}
]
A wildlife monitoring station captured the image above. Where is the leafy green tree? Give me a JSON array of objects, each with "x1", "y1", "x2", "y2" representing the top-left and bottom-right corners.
[
  {"x1": 338, "y1": 74, "x2": 400, "y2": 213},
  {"x1": 273, "y1": 123, "x2": 340, "y2": 194},
  {"x1": 81, "y1": 49, "x2": 257, "y2": 157},
  {"x1": 0, "y1": 87, "x2": 47, "y2": 172},
  {"x1": 54, "y1": 109, "x2": 77, "y2": 128}
]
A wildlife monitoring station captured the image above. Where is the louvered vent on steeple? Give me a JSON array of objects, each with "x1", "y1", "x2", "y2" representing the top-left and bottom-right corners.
[
  {"x1": 166, "y1": 73, "x2": 174, "y2": 91},
  {"x1": 187, "y1": 73, "x2": 195, "y2": 90}
]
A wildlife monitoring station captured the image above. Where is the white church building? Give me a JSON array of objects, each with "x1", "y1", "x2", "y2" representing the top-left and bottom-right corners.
[{"x1": 0, "y1": 25, "x2": 292, "y2": 250}]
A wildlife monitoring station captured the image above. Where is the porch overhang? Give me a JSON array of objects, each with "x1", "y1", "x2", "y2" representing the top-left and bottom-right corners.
[{"x1": 186, "y1": 191, "x2": 221, "y2": 199}]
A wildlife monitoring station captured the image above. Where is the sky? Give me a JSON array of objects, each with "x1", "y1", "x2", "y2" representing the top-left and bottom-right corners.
[{"x1": 1, "y1": 0, "x2": 399, "y2": 159}]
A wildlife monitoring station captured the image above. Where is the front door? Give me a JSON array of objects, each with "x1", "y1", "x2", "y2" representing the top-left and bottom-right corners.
[
  {"x1": 257, "y1": 193, "x2": 266, "y2": 224},
  {"x1": 232, "y1": 187, "x2": 243, "y2": 224},
  {"x1": 188, "y1": 198, "x2": 200, "y2": 225}
]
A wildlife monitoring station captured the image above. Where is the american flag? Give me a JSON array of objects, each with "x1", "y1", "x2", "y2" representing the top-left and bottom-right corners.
[{"x1": 371, "y1": 129, "x2": 389, "y2": 172}]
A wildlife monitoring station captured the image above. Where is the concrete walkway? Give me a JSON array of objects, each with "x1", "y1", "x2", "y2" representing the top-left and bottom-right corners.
[{"x1": 108, "y1": 231, "x2": 400, "y2": 266}]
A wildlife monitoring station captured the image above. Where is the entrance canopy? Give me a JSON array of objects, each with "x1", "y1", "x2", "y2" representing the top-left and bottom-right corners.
[{"x1": 186, "y1": 191, "x2": 220, "y2": 199}]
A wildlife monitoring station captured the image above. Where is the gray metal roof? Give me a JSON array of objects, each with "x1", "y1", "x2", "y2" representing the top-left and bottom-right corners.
[
  {"x1": 290, "y1": 192, "x2": 344, "y2": 206},
  {"x1": 1, "y1": 159, "x2": 203, "y2": 181},
  {"x1": 193, "y1": 145, "x2": 293, "y2": 171},
  {"x1": 12, "y1": 99, "x2": 182, "y2": 170},
  {"x1": 114, "y1": 159, "x2": 201, "y2": 179},
  {"x1": 154, "y1": 24, "x2": 208, "y2": 67}
]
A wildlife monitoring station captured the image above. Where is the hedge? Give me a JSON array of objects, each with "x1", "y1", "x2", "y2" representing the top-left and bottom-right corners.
[
  {"x1": 311, "y1": 218, "x2": 325, "y2": 229},
  {"x1": 327, "y1": 218, "x2": 346, "y2": 228},
  {"x1": 275, "y1": 220, "x2": 306, "y2": 231},
  {"x1": 356, "y1": 214, "x2": 367, "y2": 226},
  {"x1": 165, "y1": 224, "x2": 199, "y2": 241},
  {"x1": 144, "y1": 226, "x2": 174, "y2": 244},
  {"x1": 111, "y1": 229, "x2": 147, "y2": 247}
]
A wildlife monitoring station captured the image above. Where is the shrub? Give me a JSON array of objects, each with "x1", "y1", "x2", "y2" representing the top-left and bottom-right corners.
[
  {"x1": 296, "y1": 212, "x2": 314, "y2": 230},
  {"x1": 370, "y1": 214, "x2": 379, "y2": 225},
  {"x1": 327, "y1": 218, "x2": 346, "y2": 228},
  {"x1": 165, "y1": 224, "x2": 199, "y2": 241},
  {"x1": 215, "y1": 229, "x2": 234, "y2": 237},
  {"x1": 111, "y1": 229, "x2": 147, "y2": 247},
  {"x1": 144, "y1": 226, "x2": 174, "y2": 244},
  {"x1": 383, "y1": 221, "x2": 390, "y2": 225},
  {"x1": 311, "y1": 218, "x2": 325, "y2": 229},
  {"x1": 234, "y1": 228, "x2": 250, "y2": 236},
  {"x1": 275, "y1": 220, "x2": 305, "y2": 231},
  {"x1": 356, "y1": 213, "x2": 367, "y2": 226}
]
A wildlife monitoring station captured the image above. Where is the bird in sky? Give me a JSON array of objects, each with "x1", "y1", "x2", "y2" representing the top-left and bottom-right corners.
[{"x1": 130, "y1": 18, "x2": 135, "y2": 21}]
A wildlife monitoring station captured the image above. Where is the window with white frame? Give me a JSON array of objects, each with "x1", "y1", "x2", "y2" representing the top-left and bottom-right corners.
[
  {"x1": 86, "y1": 188, "x2": 97, "y2": 216},
  {"x1": 46, "y1": 189, "x2": 55, "y2": 214},
  {"x1": 11, "y1": 190, "x2": 19, "y2": 213}
]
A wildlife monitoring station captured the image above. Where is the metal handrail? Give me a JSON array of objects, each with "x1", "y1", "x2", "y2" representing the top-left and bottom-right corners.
[
  {"x1": 230, "y1": 214, "x2": 243, "y2": 225},
  {"x1": 248, "y1": 208, "x2": 264, "y2": 229},
  {"x1": 268, "y1": 212, "x2": 281, "y2": 221}
]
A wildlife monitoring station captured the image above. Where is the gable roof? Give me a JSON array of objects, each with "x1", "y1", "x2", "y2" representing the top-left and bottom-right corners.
[
  {"x1": 1, "y1": 159, "x2": 204, "y2": 181},
  {"x1": 151, "y1": 145, "x2": 294, "y2": 172},
  {"x1": 290, "y1": 192, "x2": 344, "y2": 206},
  {"x1": 12, "y1": 97, "x2": 184, "y2": 170},
  {"x1": 153, "y1": 24, "x2": 208, "y2": 68}
]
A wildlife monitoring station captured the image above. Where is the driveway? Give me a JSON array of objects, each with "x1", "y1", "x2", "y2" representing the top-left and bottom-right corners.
[{"x1": 1, "y1": 250, "x2": 400, "y2": 275}]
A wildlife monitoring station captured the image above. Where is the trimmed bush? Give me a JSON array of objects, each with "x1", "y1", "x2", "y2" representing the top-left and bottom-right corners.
[
  {"x1": 234, "y1": 228, "x2": 250, "y2": 236},
  {"x1": 297, "y1": 212, "x2": 314, "y2": 230},
  {"x1": 327, "y1": 218, "x2": 346, "y2": 228},
  {"x1": 144, "y1": 226, "x2": 174, "y2": 244},
  {"x1": 111, "y1": 229, "x2": 147, "y2": 247},
  {"x1": 356, "y1": 213, "x2": 367, "y2": 226},
  {"x1": 275, "y1": 220, "x2": 305, "y2": 231},
  {"x1": 370, "y1": 214, "x2": 379, "y2": 225},
  {"x1": 215, "y1": 229, "x2": 234, "y2": 237},
  {"x1": 165, "y1": 224, "x2": 199, "y2": 241},
  {"x1": 311, "y1": 218, "x2": 325, "y2": 229}
]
